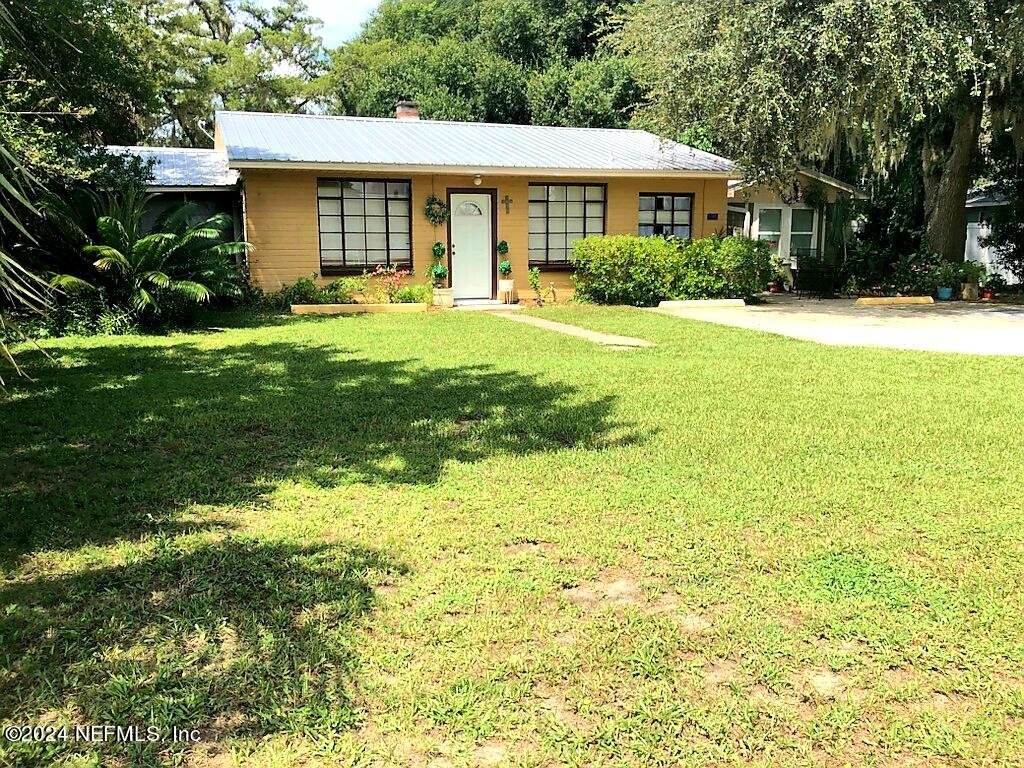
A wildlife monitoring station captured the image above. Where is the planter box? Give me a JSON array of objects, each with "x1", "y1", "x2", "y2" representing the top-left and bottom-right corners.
[
  {"x1": 291, "y1": 303, "x2": 428, "y2": 315},
  {"x1": 432, "y1": 288, "x2": 454, "y2": 308},
  {"x1": 961, "y1": 283, "x2": 979, "y2": 302},
  {"x1": 497, "y1": 279, "x2": 516, "y2": 304},
  {"x1": 855, "y1": 296, "x2": 934, "y2": 306}
]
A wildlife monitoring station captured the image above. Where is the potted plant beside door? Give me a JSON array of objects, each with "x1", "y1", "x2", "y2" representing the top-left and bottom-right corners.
[
  {"x1": 497, "y1": 241, "x2": 515, "y2": 303},
  {"x1": 430, "y1": 241, "x2": 454, "y2": 308}
]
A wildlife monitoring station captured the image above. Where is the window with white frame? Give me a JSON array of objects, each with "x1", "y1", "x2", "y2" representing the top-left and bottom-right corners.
[
  {"x1": 528, "y1": 184, "x2": 605, "y2": 265},
  {"x1": 752, "y1": 205, "x2": 817, "y2": 264}
]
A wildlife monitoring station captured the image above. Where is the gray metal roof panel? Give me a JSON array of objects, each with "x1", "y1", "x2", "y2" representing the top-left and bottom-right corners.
[
  {"x1": 215, "y1": 111, "x2": 735, "y2": 174},
  {"x1": 106, "y1": 146, "x2": 239, "y2": 188}
]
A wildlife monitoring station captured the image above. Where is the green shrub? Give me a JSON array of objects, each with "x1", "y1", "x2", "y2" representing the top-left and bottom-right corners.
[
  {"x1": 393, "y1": 283, "x2": 433, "y2": 304},
  {"x1": 571, "y1": 234, "x2": 772, "y2": 306},
  {"x1": 321, "y1": 276, "x2": 367, "y2": 304},
  {"x1": 274, "y1": 274, "x2": 322, "y2": 306}
]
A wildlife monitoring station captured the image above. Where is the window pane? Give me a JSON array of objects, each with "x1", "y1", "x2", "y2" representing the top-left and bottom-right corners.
[
  {"x1": 319, "y1": 216, "x2": 342, "y2": 233},
  {"x1": 529, "y1": 202, "x2": 546, "y2": 218},
  {"x1": 343, "y1": 198, "x2": 364, "y2": 216},
  {"x1": 386, "y1": 182, "x2": 409, "y2": 198},
  {"x1": 657, "y1": 196, "x2": 673, "y2": 210},
  {"x1": 548, "y1": 201, "x2": 566, "y2": 218},
  {"x1": 566, "y1": 185, "x2": 584, "y2": 201},
  {"x1": 548, "y1": 233, "x2": 564, "y2": 249},
  {"x1": 389, "y1": 249, "x2": 411, "y2": 263},
  {"x1": 529, "y1": 185, "x2": 546, "y2": 201},
  {"x1": 528, "y1": 233, "x2": 546, "y2": 250},
  {"x1": 674, "y1": 196, "x2": 692, "y2": 211},
  {"x1": 567, "y1": 201, "x2": 584, "y2": 218},
  {"x1": 366, "y1": 250, "x2": 387, "y2": 264},
  {"x1": 321, "y1": 233, "x2": 342, "y2": 250},
  {"x1": 638, "y1": 195, "x2": 655, "y2": 211},
  {"x1": 676, "y1": 211, "x2": 691, "y2": 225},
  {"x1": 366, "y1": 232, "x2": 387, "y2": 250},
  {"x1": 758, "y1": 208, "x2": 782, "y2": 232},
  {"x1": 549, "y1": 217, "x2": 566, "y2": 233},
  {"x1": 567, "y1": 233, "x2": 584, "y2": 247},
  {"x1": 319, "y1": 199, "x2": 341, "y2": 216},
  {"x1": 639, "y1": 225, "x2": 655, "y2": 236},
  {"x1": 672, "y1": 225, "x2": 690, "y2": 238},
  {"x1": 344, "y1": 215, "x2": 364, "y2": 232},
  {"x1": 791, "y1": 208, "x2": 815, "y2": 232},
  {"x1": 547, "y1": 186, "x2": 566, "y2": 201},
  {"x1": 365, "y1": 217, "x2": 386, "y2": 233},
  {"x1": 586, "y1": 202, "x2": 604, "y2": 218},
  {"x1": 390, "y1": 232, "x2": 410, "y2": 250},
  {"x1": 346, "y1": 250, "x2": 367, "y2": 265},
  {"x1": 345, "y1": 233, "x2": 365, "y2": 250},
  {"x1": 791, "y1": 234, "x2": 813, "y2": 251},
  {"x1": 529, "y1": 248, "x2": 546, "y2": 261},
  {"x1": 586, "y1": 186, "x2": 604, "y2": 201},
  {"x1": 586, "y1": 217, "x2": 603, "y2": 233},
  {"x1": 528, "y1": 216, "x2": 545, "y2": 234},
  {"x1": 342, "y1": 181, "x2": 363, "y2": 198},
  {"x1": 638, "y1": 210, "x2": 655, "y2": 224},
  {"x1": 365, "y1": 199, "x2": 386, "y2": 217},
  {"x1": 318, "y1": 182, "x2": 341, "y2": 198},
  {"x1": 389, "y1": 215, "x2": 409, "y2": 233},
  {"x1": 656, "y1": 210, "x2": 672, "y2": 224},
  {"x1": 321, "y1": 250, "x2": 344, "y2": 265},
  {"x1": 388, "y1": 199, "x2": 409, "y2": 217},
  {"x1": 365, "y1": 181, "x2": 386, "y2": 198},
  {"x1": 566, "y1": 224, "x2": 584, "y2": 237}
]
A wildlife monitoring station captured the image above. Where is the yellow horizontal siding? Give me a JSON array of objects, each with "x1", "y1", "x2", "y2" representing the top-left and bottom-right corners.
[{"x1": 242, "y1": 169, "x2": 729, "y2": 294}]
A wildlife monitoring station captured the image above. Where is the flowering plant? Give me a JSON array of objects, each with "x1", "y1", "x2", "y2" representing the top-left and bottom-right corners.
[{"x1": 372, "y1": 264, "x2": 410, "y2": 303}]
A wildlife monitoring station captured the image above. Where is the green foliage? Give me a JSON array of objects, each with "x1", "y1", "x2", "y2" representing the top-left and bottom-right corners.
[
  {"x1": 330, "y1": 0, "x2": 638, "y2": 128},
  {"x1": 273, "y1": 274, "x2": 322, "y2": 307},
  {"x1": 571, "y1": 234, "x2": 773, "y2": 306},
  {"x1": 321, "y1": 276, "x2": 368, "y2": 304},
  {"x1": 424, "y1": 195, "x2": 449, "y2": 226},
  {"x1": 958, "y1": 260, "x2": 987, "y2": 287},
  {"x1": 497, "y1": 240, "x2": 508, "y2": 256},
  {"x1": 980, "y1": 153, "x2": 1024, "y2": 284},
  {"x1": 141, "y1": 0, "x2": 329, "y2": 146},
  {"x1": 393, "y1": 282, "x2": 433, "y2": 304},
  {"x1": 432, "y1": 241, "x2": 446, "y2": 259},
  {"x1": 52, "y1": 198, "x2": 246, "y2": 322},
  {"x1": 498, "y1": 259, "x2": 512, "y2": 277},
  {"x1": 429, "y1": 262, "x2": 449, "y2": 287}
]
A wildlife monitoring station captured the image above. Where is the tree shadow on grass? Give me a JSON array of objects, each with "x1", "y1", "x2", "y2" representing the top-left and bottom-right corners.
[
  {"x1": 0, "y1": 536, "x2": 405, "y2": 766},
  {"x1": 1, "y1": 340, "x2": 643, "y2": 564}
]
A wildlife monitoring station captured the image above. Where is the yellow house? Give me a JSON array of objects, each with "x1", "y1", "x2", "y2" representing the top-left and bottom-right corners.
[{"x1": 213, "y1": 104, "x2": 737, "y2": 302}]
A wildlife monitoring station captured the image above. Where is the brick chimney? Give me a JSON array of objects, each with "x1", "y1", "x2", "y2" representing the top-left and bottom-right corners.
[{"x1": 395, "y1": 101, "x2": 420, "y2": 121}]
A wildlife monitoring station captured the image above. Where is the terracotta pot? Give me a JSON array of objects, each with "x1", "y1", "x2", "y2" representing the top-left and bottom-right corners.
[
  {"x1": 768, "y1": 283, "x2": 782, "y2": 294},
  {"x1": 981, "y1": 287, "x2": 995, "y2": 301}
]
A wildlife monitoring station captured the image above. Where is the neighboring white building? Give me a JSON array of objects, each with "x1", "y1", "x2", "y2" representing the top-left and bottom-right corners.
[{"x1": 965, "y1": 186, "x2": 1016, "y2": 283}]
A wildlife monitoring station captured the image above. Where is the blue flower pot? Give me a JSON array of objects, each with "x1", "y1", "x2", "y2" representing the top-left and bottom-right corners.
[{"x1": 936, "y1": 286, "x2": 953, "y2": 301}]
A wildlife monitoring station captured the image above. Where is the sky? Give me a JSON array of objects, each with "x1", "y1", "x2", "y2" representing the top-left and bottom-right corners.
[{"x1": 304, "y1": 0, "x2": 381, "y2": 48}]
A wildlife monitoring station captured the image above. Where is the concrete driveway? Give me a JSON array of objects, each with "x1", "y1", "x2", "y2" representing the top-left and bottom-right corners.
[{"x1": 651, "y1": 295, "x2": 1024, "y2": 356}]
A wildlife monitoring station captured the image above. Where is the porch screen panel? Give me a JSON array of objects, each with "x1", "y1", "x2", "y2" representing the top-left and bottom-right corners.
[
  {"x1": 528, "y1": 184, "x2": 605, "y2": 265},
  {"x1": 317, "y1": 179, "x2": 412, "y2": 273}
]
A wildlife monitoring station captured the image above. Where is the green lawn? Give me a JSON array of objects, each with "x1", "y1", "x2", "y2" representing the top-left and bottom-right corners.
[{"x1": 3, "y1": 306, "x2": 1023, "y2": 767}]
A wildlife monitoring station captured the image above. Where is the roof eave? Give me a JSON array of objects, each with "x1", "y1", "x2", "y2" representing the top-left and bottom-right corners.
[
  {"x1": 227, "y1": 159, "x2": 738, "y2": 179},
  {"x1": 147, "y1": 185, "x2": 238, "y2": 193}
]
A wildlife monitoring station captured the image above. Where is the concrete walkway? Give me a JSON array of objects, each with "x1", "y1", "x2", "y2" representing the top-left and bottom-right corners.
[
  {"x1": 495, "y1": 312, "x2": 653, "y2": 349},
  {"x1": 650, "y1": 295, "x2": 1024, "y2": 356}
]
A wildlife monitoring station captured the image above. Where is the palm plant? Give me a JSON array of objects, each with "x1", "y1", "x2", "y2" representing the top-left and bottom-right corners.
[{"x1": 54, "y1": 198, "x2": 248, "y2": 318}]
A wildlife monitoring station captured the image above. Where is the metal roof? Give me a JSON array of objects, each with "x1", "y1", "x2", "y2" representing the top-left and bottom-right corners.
[
  {"x1": 215, "y1": 111, "x2": 736, "y2": 176},
  {"x1": 106, "y1": 146, "x2": 239, "y2": 190},
  {"x1": 966, "y1": 184, "x2": 1009, "y2": 208}
]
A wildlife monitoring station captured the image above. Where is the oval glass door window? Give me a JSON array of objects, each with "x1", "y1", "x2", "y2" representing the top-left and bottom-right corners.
[{"x1": 455, "y1": 201, "x2": 483, "y2": 217}]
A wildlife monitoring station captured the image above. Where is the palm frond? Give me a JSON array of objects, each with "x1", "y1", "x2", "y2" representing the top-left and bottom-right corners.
[
  {"x1": 152, "y1": 200, "x2": 203, "y2": 235},
  {"x1": 141, "y1": 270, "x2": 171, "y2": 289},
  {"x1": 96, "y1": 216, "x2": 132, "y2": 255},
  {"x1": 133, "y1": 232, "x2": 178, "y2": 269},
  {"x1": 170, "y1": 280, "x2": 213, "y2": 303},
  {"x1": 131, "y1": 286, "x2": 157, "y2": 313},
  {"x1": 49, "y1": 273, "x2": 96, "y2": 293},
  {"x1": 86, "y1": 245, "x2": 130, "y2": 272},
  {"x1": 0, "y1": 248, "x2": 50, "y2": 311}
]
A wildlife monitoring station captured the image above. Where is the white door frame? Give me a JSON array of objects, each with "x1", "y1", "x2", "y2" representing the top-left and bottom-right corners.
[{"x1": 448, "y1": 190, "x2": 494, "y2": 300}]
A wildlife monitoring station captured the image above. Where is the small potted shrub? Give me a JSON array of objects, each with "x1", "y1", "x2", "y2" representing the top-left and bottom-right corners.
[
  {"x1": 958, "y1": 261, "x2": 986, "y2": 301},
  {"x1": 430, "y1": 241, "x2": 454, "y2": 307},
  {"x1": 496, "y1": 241, "x2": 515, "y2": 303},
  {"x1": 934, "y1": 262, "x2": 958, "y2": 301},
  {"x1": 982, "y1": 273, "x2": 1006, "y2": 302}
]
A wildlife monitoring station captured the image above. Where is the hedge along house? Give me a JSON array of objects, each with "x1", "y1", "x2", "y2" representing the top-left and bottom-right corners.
[
  {"x1": 728, "y1": 169, "x2": 865, "y2": 283},
  {"x1": 214, "y1": 104, "x2": 736, "y2": 301}
]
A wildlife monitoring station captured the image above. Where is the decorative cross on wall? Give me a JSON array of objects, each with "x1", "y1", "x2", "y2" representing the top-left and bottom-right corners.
[{"x1": 501, "y1": 194, "x2": 513, "y2": 214}]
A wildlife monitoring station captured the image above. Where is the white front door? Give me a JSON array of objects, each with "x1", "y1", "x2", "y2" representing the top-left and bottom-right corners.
[
  {"x1": 450, "y1": 193, "x2": 492, "y2": 300},
  {"x1": 752, "y1": 204, "x2": 818, "y2": 267}
]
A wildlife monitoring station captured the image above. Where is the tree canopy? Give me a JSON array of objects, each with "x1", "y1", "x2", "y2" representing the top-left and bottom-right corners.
[
  {"x1": 328, "y1": 0, "x2": 641, "y2": 128},
  {"x1": 616, "y1": 0, "x2": 1024, "y2": 260}
]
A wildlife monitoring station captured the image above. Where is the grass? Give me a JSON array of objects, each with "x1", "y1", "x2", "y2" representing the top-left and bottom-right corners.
[{"x1": 2, "y1": 304, "x2": 1023, "y2": 767}]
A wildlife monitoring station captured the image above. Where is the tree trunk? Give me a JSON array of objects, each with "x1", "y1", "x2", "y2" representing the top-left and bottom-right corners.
[{"x1": 921, "y1": 96, "x2": 983, "y2": 262}]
